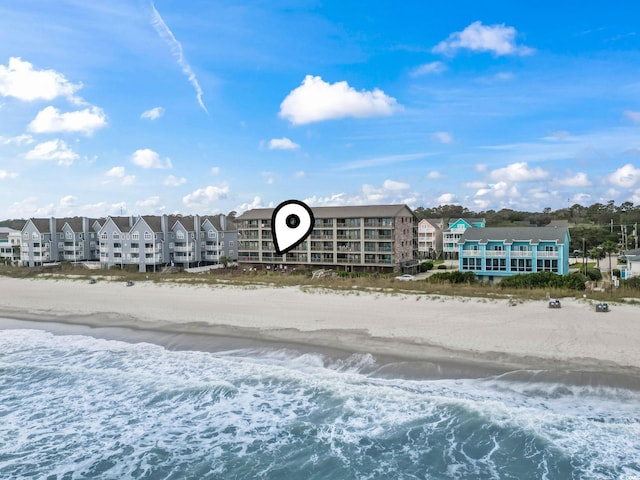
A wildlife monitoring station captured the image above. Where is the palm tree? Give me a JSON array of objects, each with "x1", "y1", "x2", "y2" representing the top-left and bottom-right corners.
[{"x1": 588, "y1": 247, "x2": 605, "y2": 269}]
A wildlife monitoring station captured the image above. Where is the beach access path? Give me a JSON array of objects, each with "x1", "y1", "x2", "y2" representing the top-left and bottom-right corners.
[{"x1": 1, "y1": 277, "x2": 639, "y2": 379}]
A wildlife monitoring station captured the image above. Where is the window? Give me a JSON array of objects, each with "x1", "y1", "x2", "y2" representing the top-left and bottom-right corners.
[
  {"x1": 229, "y1": 250, "x2": 234, "y2": 257},
  {"x1": 58, "y1": 242, "x2": 64, "y2": 249},
  {"x1": 32, "y1": 232, "x2": 38, "y2": 240},
  {"x1": 229, "y1": 241, "x2": 234, "y2": 248},
  {"x1": 113, "y1": 232, "x2": 120, "y2": 240},
  {"x1": 131, "y1": 233, "x2": 139, "y2": 240},
  {"x1": 101, "y1": 232, "x2": 108, "y2": 240},
  {"x1": 65, "y1": 231, "x2": 72, "y2": 240},
  {"x1": 462, "y1": 257, "x2": 482, "y2": 271},
  {"x1": 176, "y1": 231, "x2": 185, "y2": 240},
  {"x1": 208, "y1": 229, "x2": 216, "y2": 239},
  {"x1": 511, "y1": 259, "x2": 533, "y2": 272},
  {"x1": 23, "y1": 232, "x2": 28, "y2": 239},
  {"x1": 144, "y1": 231, "x2": 152, "y2": 241},
  {"x1": 485, "y1": 258, "x2": 506, "y2": 271}
]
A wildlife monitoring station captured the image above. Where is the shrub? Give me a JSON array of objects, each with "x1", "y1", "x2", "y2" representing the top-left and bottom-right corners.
[
  {"x1": 499, "y1": 271, "x2": 585, "y2": 290},
  {"x1": 427, "y1": 271, "x2": 477, "y2": 284},
  {"x1": 419, "y1": 261, "x2": 434, "y2": 272},
  {"x1": 585, "y1": 268, "x2": 602, "y2": 281},
  {"x1": 613, "y1": 268, "x2": 621, "y2": 277},
  {"x1": 621, "y1": 276, "x2": 640, "y2": 290}
]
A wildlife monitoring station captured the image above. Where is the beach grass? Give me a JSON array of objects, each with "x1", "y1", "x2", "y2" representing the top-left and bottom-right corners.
[{"x1": 2, "y1": 263, "x2": 639, "y2": 303}]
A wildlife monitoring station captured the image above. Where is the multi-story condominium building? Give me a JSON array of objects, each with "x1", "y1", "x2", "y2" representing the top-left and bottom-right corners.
[
  {"x1": 442, "y1": 217, "x2": 486, "y2": 258},
  {"x1": 19, "y1": 213, "x2": 236, "y2": 270},
  {"x1": 0, "y1": 227, "x2": 22, "y2": 265},
  {"x1": 417, "y1": 218, "x2": 443, "y2": 258},
  {"x1": 457, "y1": 226, "x2": 571, "y2": 282},
  {"x1": 237, "y1": 204, "x2": 417, "y2": 272}
]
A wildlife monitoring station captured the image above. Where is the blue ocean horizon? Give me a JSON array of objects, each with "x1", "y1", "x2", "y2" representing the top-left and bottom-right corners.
[{"x1": 1, "y1": 326, "x2": 639, "y2": 480}]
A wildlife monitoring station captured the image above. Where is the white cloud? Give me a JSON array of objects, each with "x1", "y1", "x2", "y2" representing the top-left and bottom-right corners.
[
  {"x1": 141, "y1": 106, "x2": 165, "y2": 120},
  {"x1": 411, "y1": 61, "x2": 447, "y2": 76},
  {"x1": 427, "y1": 171, "x2": 445, "y2": 179},
  {"x1": 304, "y1": 193, "x2": 348, "y2": 207},
  {"x1": 268, "y1": 137, "x2": 300, "y2": 150},
  {"x1": 0, "y1": 57, "x2": 81, "y2": 102},
  {"x1": 433, "y1": 131, "x2": 453, "y2": 144},
  {"x1": 236, "y1": 196, "x2": 270, "y2": 213},
  {"x1": 210, "y1": 166, "x2": 220, "y2": 175},
  {"x1": 432, "y1": 21, "x2": 534, "y2": 56},
  {"x1": 294, "y1": 170, "x2": 305, "y2": 178},
  {"x1": 106, "y1": 166, "x2": 126, "y2": 177},
  {"x1": 29, "y1": 106, "x2": 107, "y2": 135},
  {"x1": 136, "y1": 196, "x2": 163, "y2": 211},
  {"x1": 0, "y1": 169, "x2": 18, "y2": 180},
  {"x1": 59, "y1": 195, "x2": 77, "y2": 208},
  {"x1": 105, "y1": 166, "x2": 135, "y2": 186},
  {"x1": 608, "y1": 163, "x2": 640, "y2": 188},
  {"x1": 464, "y1": 181, "x2": 486, "y2": 189},
  {"x1": 382, "y1": 179, "x2": 410, "y2": 191},
  {"x1": 182, "y1": 184, "x2": 230, "y2": 207},
  {"x1": 556, "y1": 172, "x2": 592, "y2": 187},
  {"x1": 339, "y1": 152, "x2": 431, "y2": 170},
  {"x1": 25, "y1": 139, "x2": 78, "y2": 166},
  {"x1": 0, "y1": 134, "x2": 34, "y2": 145},
  {"x1": 623, "y1": 110, "x2": 640, "y2": 124},
  {"x1": 164, "y1": 174, "x2": 187, "y2": 186},
  {"x1": 9, "y1": 197, "x2": 55, "y2": 217},
  {"x1": 475, "y1": 163, "x2": 488, "y2": 172},
  {"x1": 150, "y1": 3, "x2": 207, "y2": 114},
  {"x1": 437, "y1": 193, "x2": 456, "y2": 204},
  {"x1": 131, "y1": 148, "x2": 172, "y2": 169},
  {"x1": 489, "y1": 162, "x2": 548, "y2": 181},
  {"x1": 279, "y1": 75, "x2": 400, "y2": 125},
  {"x1": 475, "y1": 181, "x2": 519, "y2": 200}
]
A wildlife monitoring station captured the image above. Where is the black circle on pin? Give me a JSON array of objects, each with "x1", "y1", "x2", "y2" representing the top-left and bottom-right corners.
[
  {"x1": 271, "y1": 200, "x2": 315, "y2": 255},
  {"x1": 286, "y1": 214, "x2": 301, "y2": 229}
]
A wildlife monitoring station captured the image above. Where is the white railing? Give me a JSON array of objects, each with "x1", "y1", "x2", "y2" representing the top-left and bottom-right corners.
[
  {"x1": 537, "y1": 251, "x2": 559, "y2": 258},
  {"x1": 485, "y1": 251, "x2": 507, "y2": 257},
  {"x1": 462, "y1": 250, "x2": 482, "y2": 257},
  {"x1": 510, "y1": 251, "x2": 532, "y2": 258}
]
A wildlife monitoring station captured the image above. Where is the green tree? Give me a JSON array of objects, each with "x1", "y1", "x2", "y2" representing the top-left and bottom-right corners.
[
  {"x1": 219, "y1": 255, "x2": 231, "y2": 268},
  {"x1": 600, "y1": 240, "x2": 618, "y2": 275},
  {"x1": 588, "y1": 247, "x2": 605, "y2": 269}
]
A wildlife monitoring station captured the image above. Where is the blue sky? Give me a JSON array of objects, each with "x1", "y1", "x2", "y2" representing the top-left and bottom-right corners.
[{"x1": 1, "y1": 1, "x2": 640, "y2": 219}]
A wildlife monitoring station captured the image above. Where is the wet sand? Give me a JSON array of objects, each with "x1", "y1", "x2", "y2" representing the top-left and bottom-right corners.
[{"x1": 1, "y1": 277, "x2": 640, "y2": 384}]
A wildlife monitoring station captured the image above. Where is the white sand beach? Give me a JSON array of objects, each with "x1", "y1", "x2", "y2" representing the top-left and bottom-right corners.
[{"x1": 1, "y1": 276, "x2": 639, "y2": 378}]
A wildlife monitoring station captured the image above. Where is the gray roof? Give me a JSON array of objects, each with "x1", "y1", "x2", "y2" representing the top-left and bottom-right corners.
[
  {"x1": 623, "y1": 248, "x2": 640, "y2": 258},
  {"x1": 237, "y1": 204, "x2": 416, "y2": 220},
  {"x1": 0, "y1": 227, "x2": 20, "y2": 234},
  {"x1": 459, "y1": 226, "x2": 569, "y2": 245},
  {"x1": 109, "y1": 216, "x2": 133, "y2": 232},
  {"x1": 29, "y1": 218, "x2": 52, "y2": 233}
]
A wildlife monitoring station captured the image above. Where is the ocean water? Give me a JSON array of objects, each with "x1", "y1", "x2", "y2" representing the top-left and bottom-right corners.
[{"x1": 1, "y1": 328, "x2": 639, "y2": 480}]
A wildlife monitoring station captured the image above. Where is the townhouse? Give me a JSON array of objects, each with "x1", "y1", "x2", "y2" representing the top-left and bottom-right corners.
[
  {"x1": 442, "y1": 218, "x2": 486, "y2": 258},
  {"x1": 0, "y1": 227, "x2": 22, "y2": 265},
  {"x1": 417, "y1": 218, "x2": 443, "y2": 258},
  {"x1": 19, "y1": 214, "x2": 236, "y2": 270},
  {"x1": 457, "y1": 226, "x2": 571, "y2": 282},
  {"x1": 236, "y1": 204, "x2": 417, "y2": 273}
]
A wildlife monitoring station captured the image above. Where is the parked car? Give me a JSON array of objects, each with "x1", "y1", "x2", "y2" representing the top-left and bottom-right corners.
[{"x1": 395, "y1": 274, "x2": 417, "y2": 281}]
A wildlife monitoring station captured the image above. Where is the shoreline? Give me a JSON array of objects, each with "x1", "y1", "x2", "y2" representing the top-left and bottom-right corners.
[{"x1": 2, "y1": 277, "x2": 640, "y2": 387}]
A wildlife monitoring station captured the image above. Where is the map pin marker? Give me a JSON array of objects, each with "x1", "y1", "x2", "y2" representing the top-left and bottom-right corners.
[{"x1": 272, "y1": 200, "x2": 315, "y2": 255}]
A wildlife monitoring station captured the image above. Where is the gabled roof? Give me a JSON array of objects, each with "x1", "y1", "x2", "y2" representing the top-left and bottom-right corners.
[
  {"x1": 202, "y1": 215, "x2": 223, "y2": 231},
  {"x1": 459, "y1": 226, "x2": 569, "y2": 245},
  {"x1": 59, "y1": 217, "x2": 84, "y2": 232},
  {"x1": 237, "y1": 204, "x2": 416, "y2": 221},
  {"x1": 101, "y1": 216, "x2": 132, "y2": 233},
  {"x1": 27, "y1": 218, "x2": 52, "y2": 233},
  {"x1": 141, "y1": 215, "x2": 162, "y2": 232}
]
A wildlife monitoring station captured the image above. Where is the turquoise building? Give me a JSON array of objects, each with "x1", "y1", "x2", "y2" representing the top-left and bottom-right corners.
[{"x1": 458, "y1": 226, "x2": 571, "y2": 281}]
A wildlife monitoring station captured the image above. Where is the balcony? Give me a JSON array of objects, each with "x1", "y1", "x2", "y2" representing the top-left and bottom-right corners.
[
  {"x1": 173, "y1": 246, "x2": 192, "y2": 252},
  {"x1": 537, "y1": 251, "x2": 559, "y2": 258},
  {"x1": 485, "y1": 250, "x2": 506, "y2": 258},
  {"x1": 461, "y1": 250, "x2": 482, "y2": 257},
  {"x1": 510, "y1": 250, "x2": 532, "y2": 258}
]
